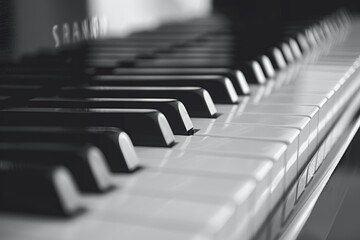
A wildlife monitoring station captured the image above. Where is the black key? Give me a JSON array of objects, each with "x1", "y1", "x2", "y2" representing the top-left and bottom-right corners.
[
  {"x1": 0, "y1": 96, "x2": 12, "y2": 108},
  {"x1": 0, "y1": 108, "x2": 175, "y2": 147},
  {"x1": 0, "y1": 85, "x2": 54, "y2": 98},
  {"x1": 0, "y1": 74, "x2": 77, "y2": 85},
  {"x1": 0, "y1": 126, "x2": 139, "y2": 173},
  {"x1": 90, "y1": 75, "x2": 239, "y2": 104},
  {"x1": 105, "y1": 68, "x2": 250, "y2": 95},
  {"x1": 59, "y1": 86, "x2": 217, "y2": 118},
  {"x1": 0, "y1": 163, "x2": 82, "y2": 216},
  {"x1": 279, "y1": 42, "x2": 295, "y2": 64},
  {"x1": 0, "y1": 142, "x2": 112, "y2": 193},
  {"x1": 256, "y1": 55, "x2": 276, "y2": 79},
  {"x1": 267, "y1": 47, "x2": 287, "y2": 70},
  {"x1": 117, "y1": 58, "x2": 267, "y2": 85},
  {"x1": 27, "y1": 98, "x2": 194, "y2": 135},
  {"x1": 287, "y1": 37, "x2": 303, "y2": 60}
]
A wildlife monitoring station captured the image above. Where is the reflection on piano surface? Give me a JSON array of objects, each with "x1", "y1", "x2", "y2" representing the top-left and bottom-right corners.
[{"x1": 1, "y1": 1, "x2": 360, "y2": 239}]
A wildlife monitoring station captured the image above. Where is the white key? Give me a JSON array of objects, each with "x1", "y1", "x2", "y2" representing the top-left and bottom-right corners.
[
  {"x1": 85, "y1": 194, "x2": 237, "y2": 240},
  {"x1": 0, "y1": 217, "x2": 210, "y2": 240},
  {"x1": 137, "y1": 135, "x2": 286, "y2": 213},
  {"x1": 261, "y1": 95, "x2": 328, "y2": 144},
  {"x1": 194, "y1": 122, "x2": 299, "y2": 190},
  {"x1": 137, "y1": 149, "x2": 273, "y2": 231},
  {"x1": 112, "y1": 171, "x2": 256, "y2": 239},
  {"x1": 273, "y1": 87, "x2": 338, "y2": 130},
  {"x1": 235, "y1": 104, "x2": 319, "y2": 171},
  {"x1": 275, "y1": 82, "x2": 343, "y2": 156},
  {"x1": 193, "y1": 114, "x2": 310, "y2": 172}
]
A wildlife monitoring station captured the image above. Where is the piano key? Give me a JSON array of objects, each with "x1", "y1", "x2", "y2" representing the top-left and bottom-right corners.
[
  {"x1": 0, "y1": 192, "x2": 237, "y2": 240},
  {"x1": 123, "y1": 59, "x2": 267, "y2": 85},
  {"x1": 192, "y1": 114, "x2": 311, "y2": 172},
  {"x1": 0, "y1": 163, "x2": 82, "y2": 216},
  {"x1": 0, "y1": 126, "x2": 139, "y2": 173},
  {"x1": 0, "y1": 217, "x2": 211, "y2": 240},
  {"x1": 139, "y1": 135, "x2": 286, "y2": 212},
  {"x1": 280, "y1": 42, "x2": 295, "y2": 64},
  {"x1": 59, "y1": 86, "x2": 218, "y2": 118},
  {"x1": 218, "y1": 104, "x2": 320, "y2": 170},
  {"x1": 0, "y1": 142, "x2": 112, "y2": 193},
  {"x1": 113, "y1": 171, "x2": 256, "y2": 239},
  {"x1": 136, "y1": 150, "x2": 273, "y2": 233},
  {"x1": 288, "y1": 38, "x2": 303, "y2": 60},
  {"x1": 107, "y1": 68, "x2": 250, "y2": 95},
  {"x1": 194, "y1": 123, "x2": 300, "y2": 189},
  {"x1": 26, "y1": 98, "x2": 194, "y2": 135},
  {"x1": 0, "y1": 85, "x2": 55, "y2": 98},
  {"x1": 257, "y1": 55, "x2": 276, "y2": 79},
  {"x1": 267, "y1": 47, "x2": 287, "y2": 71},
  {"x1": 0, "y1": 108, "x2": 175, "y2": 147},
  {"x1": 89, "y1": 75, "x2": 239, "y2": 104},
  {"x1": 261, "y1": 95, "x2": 328, "y2": 143},
  {"x1": 275, "y1": 85, "x2": 341, "y2": 129}
]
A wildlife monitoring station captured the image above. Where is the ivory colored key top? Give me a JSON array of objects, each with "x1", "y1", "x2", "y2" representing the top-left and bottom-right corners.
[
  {"x1": 194, "y1": 123, "x2": 300, "y2": 189},
  {"x1": 113, "y1": 171, "x2": 256, "y2": 240},
  {"x1": 136, "y1": 149, "x2": 273, "y2": 233}
]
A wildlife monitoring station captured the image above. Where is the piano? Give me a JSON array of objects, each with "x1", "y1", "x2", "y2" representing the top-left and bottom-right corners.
[{"x1": 1, "y1": 0, "x2": 360, "y2": 239}]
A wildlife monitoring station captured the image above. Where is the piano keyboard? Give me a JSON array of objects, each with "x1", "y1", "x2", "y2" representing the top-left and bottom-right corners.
[{"x1": 1, "y1": 9, "x2": 360, "y2": 240}]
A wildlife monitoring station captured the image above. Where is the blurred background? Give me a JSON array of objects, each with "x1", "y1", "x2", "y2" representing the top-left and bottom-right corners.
[{"x1": 1, "y1": 0, "x2": 360, "y2": 59}]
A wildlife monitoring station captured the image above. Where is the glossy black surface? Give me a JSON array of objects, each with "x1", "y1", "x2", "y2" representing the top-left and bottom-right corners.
[
  {"x1": 0, "y1": 108, "x2": 174, "y2": 147},
  {"x1": 0, "y1": 142, "x2": 109, "y2": 193},
  {"x1": 298, "y1": 126, "x2": 360, "y2": 240},
  {"x1": 0, "y1": 164, "x2": 79, "y2": 216},
  {"x1": 0, "y1": 126, "x2": 135, "y2": 173},
  {"x1": 26, "y1": 98, "x2": 194, "y2": 135}
]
